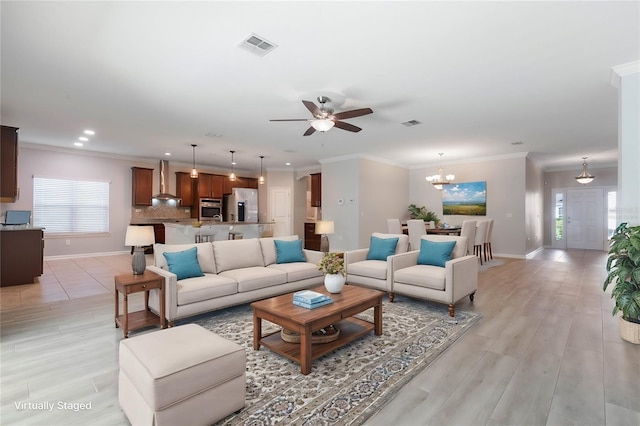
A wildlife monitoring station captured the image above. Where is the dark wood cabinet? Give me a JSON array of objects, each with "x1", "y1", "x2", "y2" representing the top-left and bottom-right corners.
[
  {"x1": 245, "y1": 178, "x2": 259, "y2": 189},
  {"x1": 222, "y1": 176, "x2": 258, "y2": 194},
  {"x1": 197, "y1": 173, "x2": 225, "y2": 199},
  {"x1": 175, "y1": 172, "x2": 196, "y2": 207},
  {"x1": 132, "y1": 167, "x2": 154, "y2": 206},
  {"x1": 1, "y1": 125, "x2": 19, "y2": 203},
  {"x1": 1, "y1": 228, "x2": 44, "y2": 286},
  {"x1": 310, "y1": 173, "x2": 321, "y2": 207},
  {"x1": 304, "y1": 222, "x2": 321, "y2": 251}
]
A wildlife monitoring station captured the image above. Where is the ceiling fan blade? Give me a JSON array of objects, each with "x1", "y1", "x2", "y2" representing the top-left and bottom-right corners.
[
  {"x1": 269, "y1": 119, "x2": 310, "y2": 122},
  {"x1": 333, "y1": 120, "x2": 362, "y2": 133},
  {"x1": 303, "y1": 126, "x2": 316, "y2": 136},
  {"x1": 302, "y1": 100, "x2": 321, "y2": 117},
  {"x1": 332, "y1": 108, "x2": 373, "y2": 120}
]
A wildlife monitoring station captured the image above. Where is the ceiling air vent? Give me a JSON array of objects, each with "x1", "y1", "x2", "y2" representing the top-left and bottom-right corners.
[
  {"x1": 401, "y1": 120, "x2": 422, "y2": 127},
  {"x1": 239, "y1": 33, "x2": 278, "y2": 57}
]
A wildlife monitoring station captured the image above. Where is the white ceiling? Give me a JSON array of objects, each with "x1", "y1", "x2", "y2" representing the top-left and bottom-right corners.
[{"x1": 2, "y1": 1, "x2": 638, "y2": 174}]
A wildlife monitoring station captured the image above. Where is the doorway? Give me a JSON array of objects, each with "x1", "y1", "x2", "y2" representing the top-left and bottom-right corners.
[
  {"x1": 551, "y1": 188, "x2": 606, "y2": 250},
  {"x1": 270, "y1": 187, "x2": 291, "y2": 237}
]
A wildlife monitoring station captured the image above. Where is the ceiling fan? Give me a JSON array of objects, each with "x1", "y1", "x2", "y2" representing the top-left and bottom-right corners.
[{"x1": 270, "y1": 96, "x2": 373, "y2": 136}]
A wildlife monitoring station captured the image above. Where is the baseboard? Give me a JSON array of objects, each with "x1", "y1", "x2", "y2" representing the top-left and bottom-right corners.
[
  {"x1": 44, "y1": 250, "x2": 129, "y2": 261},
  {"x1": 525, "y1": 247, "x2": 545, "y2": 259},
  {"x1": 492, "y1": 252, "x2": 526, "y2": 259}
]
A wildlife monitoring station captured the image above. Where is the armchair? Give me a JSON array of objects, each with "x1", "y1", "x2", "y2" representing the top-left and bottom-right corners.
[
  {"x1": 344, "y1": 232, "x2": 409, "y2": 301},
  {"x1": 391, "y1": 235, "x2": 477, "y2": 316}
]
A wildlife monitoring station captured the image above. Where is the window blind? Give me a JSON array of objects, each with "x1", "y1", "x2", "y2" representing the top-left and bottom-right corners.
[{"x1": 33, "y1": 177, "x2": 110, "y2": 234}]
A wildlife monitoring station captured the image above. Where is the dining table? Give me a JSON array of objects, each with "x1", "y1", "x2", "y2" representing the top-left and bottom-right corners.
[{"x1": 425, "y1": 227, "x2": 462, "y2": 236}]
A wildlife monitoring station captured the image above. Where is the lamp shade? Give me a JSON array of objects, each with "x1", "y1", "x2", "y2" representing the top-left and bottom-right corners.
[
  {"x1": 315, "y1": 220, "x2": 335, "y2": 235},
  {"x1": 125, "y1": 226, "x2": 155, "y2": 247},
  {"x1": 311, "y1": 119, "x2": 335, "y2": 132}
]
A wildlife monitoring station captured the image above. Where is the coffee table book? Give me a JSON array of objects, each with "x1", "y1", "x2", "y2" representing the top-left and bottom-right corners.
[
  {"x1": 293, "y1": 290, "x2": 330, "y2": 304},
  {"x1": 292, "y1": 298, "x2": 333, "y2": 309}
]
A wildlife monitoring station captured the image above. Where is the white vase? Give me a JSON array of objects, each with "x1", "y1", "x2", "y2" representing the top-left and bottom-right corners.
[{"x1": 324, "y1": 273, "x2": 345, "y2": 293}]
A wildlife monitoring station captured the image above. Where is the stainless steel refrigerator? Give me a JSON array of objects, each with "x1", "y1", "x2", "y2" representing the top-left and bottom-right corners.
[{"x1": 223, "y1": 188, "x2": 258, "y2": 222}]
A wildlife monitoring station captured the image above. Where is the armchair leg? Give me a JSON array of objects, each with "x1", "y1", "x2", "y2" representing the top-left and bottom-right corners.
[
  {"x1": 388, "y1": 292, "x2": 395, "y2": 302},
  {"x1": 448, "y1": 304, "x2": 455, "y2": 317}
]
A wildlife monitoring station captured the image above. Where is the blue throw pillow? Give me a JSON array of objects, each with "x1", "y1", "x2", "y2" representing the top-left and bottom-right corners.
[
  {"x1": 275, "y1": 239, "x2": 306, "y2": 264},
  {"x1": 163, "y1": 247, "x2": 204, "y2": 280},
  {"x1": 417, "y1": 239, "x2": 457, "y2": 267},
  {"x1": 366, "y1": 236, "x2": 399, "y2": 261}
]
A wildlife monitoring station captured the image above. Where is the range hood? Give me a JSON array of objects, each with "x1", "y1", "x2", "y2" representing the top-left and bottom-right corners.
[{"x1": 152, "y1": 160, "x2": 181, "y2": 201}]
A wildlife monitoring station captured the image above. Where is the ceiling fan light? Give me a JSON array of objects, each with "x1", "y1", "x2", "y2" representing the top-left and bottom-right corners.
[{"x1": 311, "y1": 119, "x2": 335, "y2": 132}]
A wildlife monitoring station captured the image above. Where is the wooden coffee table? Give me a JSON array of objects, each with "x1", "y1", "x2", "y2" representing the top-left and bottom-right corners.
[{"x1": 251, "y1": 285, "x2": 383, "y2": 375}]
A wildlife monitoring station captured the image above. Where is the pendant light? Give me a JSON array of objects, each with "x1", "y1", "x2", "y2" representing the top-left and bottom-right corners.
[
  {"x1": 229, "y1": 150, "x2": 236, "y2": 181},
  {"x1": 425, "y1": 153, "x2": 455, "y2": 190},
  {"x1": 258, "y1": 155, "x2": 265, "y2": 185},
  {"x1": 575, "y1": 157, "x2": 595, "y2": 184},
  {"x1": 190, "y1": 144, "x2": 198, "y2": 178}
]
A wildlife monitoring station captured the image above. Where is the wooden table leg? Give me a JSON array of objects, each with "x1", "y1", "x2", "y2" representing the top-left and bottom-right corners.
[
  {"x1": 300, "y1": 325, "x2": 312, "y2": 375},
  {"x1": 122, "y1": 293, "x2": 129, "y2": 338},
  {"x1": 374, "y1": 296, "x2": 383, "y2": 336},
  {"x1": 253, "y1": 313, "x2": 262, "y2": 350}
]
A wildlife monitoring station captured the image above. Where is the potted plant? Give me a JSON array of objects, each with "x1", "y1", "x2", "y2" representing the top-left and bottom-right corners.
[
  {"x1": 408, "y1": 204, "x2": 440, "y2": 226},
  {"x1": 603, "y1": 222, "x2": 640, "y2": 344},
  {"x1": 318, "y1": 252, "x2": 345, "y2": 293}
]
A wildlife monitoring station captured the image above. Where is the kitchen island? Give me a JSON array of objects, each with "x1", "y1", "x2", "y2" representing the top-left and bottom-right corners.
[{"x1": 163, "y1": 222, "x2": 274, "y2": 244}]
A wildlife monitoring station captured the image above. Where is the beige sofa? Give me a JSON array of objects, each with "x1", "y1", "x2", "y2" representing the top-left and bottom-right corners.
[
  {"x1": 391, "y1": 235, "x2": 477, "y2": 316},
  {"x1": 146, "y1": 236, "x2": 324, "y2": 324}
]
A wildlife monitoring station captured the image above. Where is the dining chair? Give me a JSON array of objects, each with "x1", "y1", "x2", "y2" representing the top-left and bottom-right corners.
[
  {"x1": 484, "y1": 218, "x2": 494, "y2": 261},
  {"x1": 407, "y1": 219, "x2": 426, "y2": 251},
  {"x1": 460, "y1": 220, "x2": 477, "y2": 255},
  {"x1": 426, "y1": 221, "x2": 436, "y2": 229},
  {"x1": 387, "y1": 219, "x2": 402, "y2": 234},
  {"x1": 474, "y1": 220, "x2": 489, "y2": 265}
]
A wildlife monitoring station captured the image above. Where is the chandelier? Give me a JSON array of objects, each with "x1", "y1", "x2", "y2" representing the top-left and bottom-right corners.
[
  {"x1": 575, "y1": 157, "x2": 595, "y2": 184},
  {"x1": 425, "y1": 153, "x2": 455, "y2": 190}
]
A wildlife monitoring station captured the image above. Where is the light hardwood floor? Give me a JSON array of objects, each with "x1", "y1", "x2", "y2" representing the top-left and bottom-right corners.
[{"x1": 1, "y1": 250, "x2": 639, "y2": 425}]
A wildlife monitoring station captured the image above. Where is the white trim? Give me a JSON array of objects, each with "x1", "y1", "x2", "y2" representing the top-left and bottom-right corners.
[
  {"x1": 45, "y1": 250, "x2": 129, "y2": 261},
  {"x1": 320, "y1": 153, "x2": 405, "y2": 168},
  {"x1": 610, "y1": 60, "x2": 640, "y2": 88},
  {"x1": 525, "y1": 247, "x2": 544, "y2": 259},
  {"x1": 409, "y1": 152, "x2": 529, "y2": 170}
]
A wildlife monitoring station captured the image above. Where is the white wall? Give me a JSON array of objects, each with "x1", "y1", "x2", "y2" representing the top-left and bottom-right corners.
[
  {"x1": 525, "y1": 157, "x2": 544, "y2": 254},
  {"x1": 321, "y1": 158, "x2": 360, "y2": 251},
  {"x1": 617, "y1": 71, "x2": 640, "y2": 226}
]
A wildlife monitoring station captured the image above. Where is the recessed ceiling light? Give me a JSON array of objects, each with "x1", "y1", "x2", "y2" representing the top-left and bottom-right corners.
[
  {"x1": 78, "y1": 136, "x2": 88, "y2": 141},
  {"x1": 84, "y1": 130, "x2": 95, "y2": 135},
  {"x1": 74, "y1": 142, "x2": 83, "y2": 147},
  {"x1": 164, "y1": 152, "x2": 171, "y2": 156},
  {"x1": 285, "y1": 162, "x2": 291, "y2": 166}
]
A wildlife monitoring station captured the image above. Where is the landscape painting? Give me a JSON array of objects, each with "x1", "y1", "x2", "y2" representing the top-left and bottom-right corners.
[{"x1": 442, "y1": 181, "x2": 487, "y2": 215}]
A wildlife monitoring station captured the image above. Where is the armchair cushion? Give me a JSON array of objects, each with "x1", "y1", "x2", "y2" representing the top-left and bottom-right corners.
[
  {"x1": 347, "y1": 259, "x2": 389, "y2": 280},
  {"x1": 394, "y1": 265, "x2": 446, "y2": 291},
  {"x1": 163, "y1": 247, "x2": 205, "y2": 281},
  {"x1": 367, "y1": 236, "x2": 399, "y2": 261},
  {"x1": 417, "y1": 239, "x2": 456, "y2": 267},
  {"x1": 274, "y1": 239, "x2": 306, "y2": 264}
]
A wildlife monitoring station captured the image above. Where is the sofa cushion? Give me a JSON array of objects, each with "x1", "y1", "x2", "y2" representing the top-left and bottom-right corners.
[
  {"x1": 394, "y1": 265, "x2": 446, "y2": 291},
  {"x1": 213, "y1": 239, "x2": 264, "y2": 272},
  {"x1": 219, "y1": 267, "x2": 287, "y2": 292},
  {"x1": 367, "y1": 236, "x2": 399, "y2": 261},
  {"x1": 275, "y1": 239, "x2": 306, "y2": 264},
  {"x1": 177, "y1": 274, "x2": 238, "y2": 306},
  {"x1": 347, "y1": 260, "x2": 388, "y2": 280},
  {"x1": 259, "y1": 236, "x2": 299, "y2": 266},
  {"x1": 372, "y1": 232, "x2": 409, "y2": 254},
  {"x1": 417, "y1": 239, "x2": 456, "y2": 267},
  {"x1": 267, "y1": 262, "x2": 323, "y2": 282},
  {"x1": 163, "y1": 247, "x2": 205, "y2": 280},
  {"x1": 154, "y1": 243, "x2": 217, "y2": 274}
]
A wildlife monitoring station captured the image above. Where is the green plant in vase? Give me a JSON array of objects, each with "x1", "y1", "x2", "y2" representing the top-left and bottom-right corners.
[
  {"x1": 319, "y1": 252, "x2": 345, "y2": 294},
  {"x1": 603, "y1": 222, "x2": 640, "y2": 344},
  {"x1": 408, "y1": 204, "x2": 440, "y2": 226}
]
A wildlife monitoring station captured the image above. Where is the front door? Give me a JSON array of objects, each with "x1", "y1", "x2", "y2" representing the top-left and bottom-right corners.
[{"x1": 566, "y1": 188, "x2": 604, "y2": 250}]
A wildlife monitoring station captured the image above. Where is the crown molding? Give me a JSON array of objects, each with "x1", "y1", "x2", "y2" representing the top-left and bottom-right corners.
[
  {"x1": 409, "y1": 152, "x2": 529, "y2": 170},
  {"x1": 610, "y1": 60, "x2": 640, "y2": 88},
  {"x1": 319, "y1": 153, "x2": 405, "y2": 168}
]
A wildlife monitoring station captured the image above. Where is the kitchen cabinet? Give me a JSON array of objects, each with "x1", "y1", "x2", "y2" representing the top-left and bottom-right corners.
[
  {"x1": 1, "y1": 125, "x2": 19, "y2": 202},
  {"x1": 245, "y1": 178, "x2": 259, "y2": 189},
  {"x1": 198, "y1": 173, "x2": 224, "y2": 199},
  {"x1": 304, "y1": 222, "x2": 321, "y2": 251},
  {"x1": 175, "y1": 172, "x2": 196, "y2": 207},
  {"x1": 222, "y1": 176, "x2": 258, "y2": 194},
  {"x1": 1, "y1": 228, "x2": 44, "y2": 286},
  {"x1": 310, "y1": 173, "x2": 321, "y2": 207},
  {"x1": 132, "y1": 167, "x2": 154, "y2": 206}
]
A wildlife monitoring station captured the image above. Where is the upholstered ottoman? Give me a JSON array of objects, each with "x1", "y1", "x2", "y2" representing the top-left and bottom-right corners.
[{"x1": 118, "y1": 324, "x2": 246, "y2": 426}]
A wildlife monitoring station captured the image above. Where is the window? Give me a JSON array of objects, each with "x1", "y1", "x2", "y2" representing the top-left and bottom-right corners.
[
  {"x1": 554, "y1": 192, "x2": 564, "y2": 241},
  {"x1": 608, "y1": 191, "x2": 617, "y2": 239},
  {"x1": 33, "y1": 177, "x2": 110, "y2": 234}
]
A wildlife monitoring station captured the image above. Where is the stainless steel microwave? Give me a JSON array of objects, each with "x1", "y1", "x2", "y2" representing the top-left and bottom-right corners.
[{"x1": 199, "y1": 198, "x2": 222, "y2": 221}]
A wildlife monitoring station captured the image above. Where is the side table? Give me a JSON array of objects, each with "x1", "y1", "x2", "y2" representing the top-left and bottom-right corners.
[{"x1": 114, "y1": 270, "x2": 165, "y2": 338}]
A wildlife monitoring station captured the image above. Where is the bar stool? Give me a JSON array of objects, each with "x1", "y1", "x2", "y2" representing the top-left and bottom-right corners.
[{"x1": 228, "y1": 232, "x2": 243, "y2": 240}]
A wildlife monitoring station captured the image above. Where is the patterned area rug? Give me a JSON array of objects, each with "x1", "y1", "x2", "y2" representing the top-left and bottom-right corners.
[{"x1": 188, "y1": 295, "x2": 481, "y2": 426}]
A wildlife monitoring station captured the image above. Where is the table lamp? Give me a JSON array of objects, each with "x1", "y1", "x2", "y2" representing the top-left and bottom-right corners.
[
  {"x1": 125, "y1": 226, "x2": 155, "y2": 275},
  {"x1": 315, "y1": 220, "x2": 334, "y2": 253}
]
